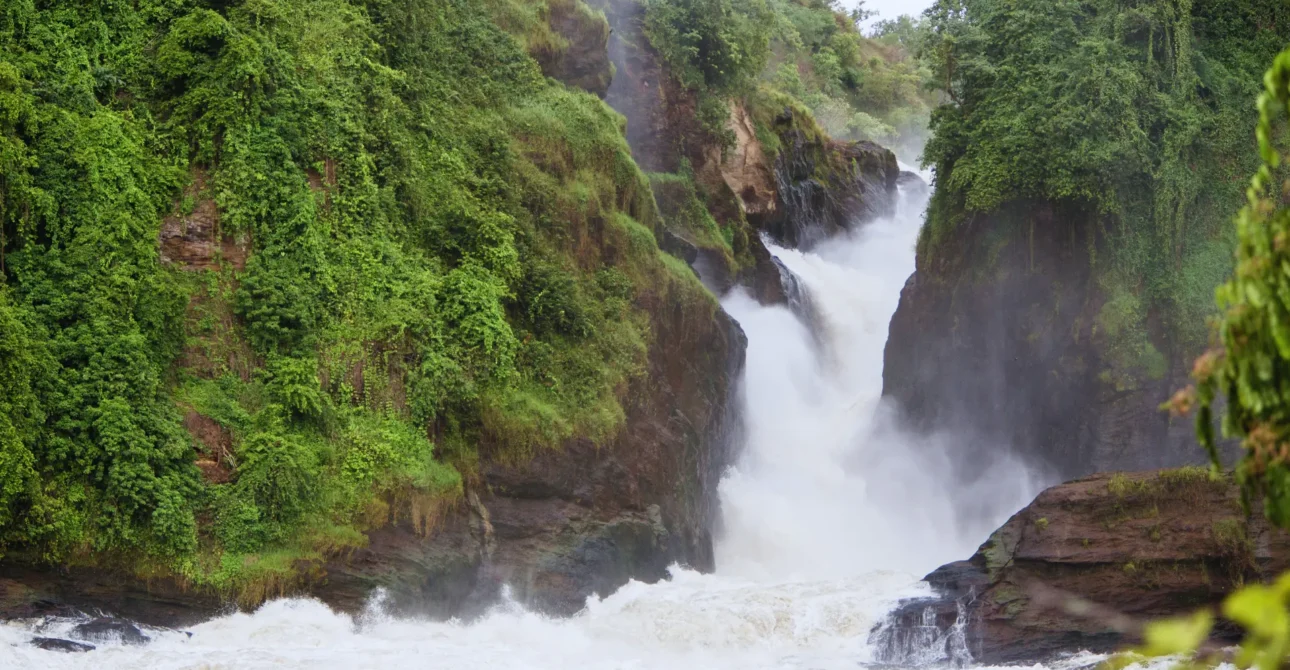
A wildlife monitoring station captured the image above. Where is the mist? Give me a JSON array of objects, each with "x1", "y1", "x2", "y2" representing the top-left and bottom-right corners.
[{"x1": 715, "y1": 182, "x2": 1045, "y2": 581}]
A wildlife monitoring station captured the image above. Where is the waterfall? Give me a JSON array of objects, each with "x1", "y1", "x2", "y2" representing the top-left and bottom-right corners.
[
  {"x1": 2, "y1": 182, "x2": 1046, "y2": 669},
  {"x1": 716, "y1": 183, "x2": 1039, "y2": 583},
  {"x1": 869, "y1": 591, "x2": 976, "y2": 667}
]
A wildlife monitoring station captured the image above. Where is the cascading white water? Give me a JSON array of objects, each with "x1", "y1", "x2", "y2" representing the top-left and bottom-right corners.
[
  {"x1": 718, "y1": 186, "x2": 1040, "y2": 583},
  {"x1": 2, "y1": 183, "x2": 1053, "y2": 669}
]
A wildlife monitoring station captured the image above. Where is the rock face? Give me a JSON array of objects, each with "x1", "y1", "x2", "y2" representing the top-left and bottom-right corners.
[
  {"x1": 0, "y1": 567, "x2": 222, "y2": 628},
  {"x1": 743, "y1": 116, "x2": 899, "y2": 249},
  {"x1": 318, "y1": 303, "x2": 746, "y2": 618},
  {"x1": 872, "y1": 470, "x2": 1290, "y2": 665},
  {"x1": 883, "y1": 202, "x2": 1206, "y2": 480},
  {"x1": 593, "y1": 0, "x2": 899, "y2": 302},
  {"x1": 530, "y1": 0, "x2": 614, "y2": 97},
  {"x1": 0, "y1": 291, "x2": 745, "y2": 624}
]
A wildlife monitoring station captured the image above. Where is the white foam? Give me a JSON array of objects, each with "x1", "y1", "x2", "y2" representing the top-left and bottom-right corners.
[{"x1": 1, "y1": 185, "x2": 1046, "y2": 669}]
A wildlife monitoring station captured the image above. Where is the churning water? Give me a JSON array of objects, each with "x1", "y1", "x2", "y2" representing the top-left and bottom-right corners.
[{"x1": 2, "y1": 184, "x2": 1053, "y2": 669}]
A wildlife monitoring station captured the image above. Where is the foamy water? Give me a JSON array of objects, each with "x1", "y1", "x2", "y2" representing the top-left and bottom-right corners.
[{"x1": 2, "y1": 182, "x2": 1048, "y2": 668}]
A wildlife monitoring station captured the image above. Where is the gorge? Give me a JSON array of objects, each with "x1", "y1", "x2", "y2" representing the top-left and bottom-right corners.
[{"x1": 5, "y1": 0, "x2": 1290, "y2": 666}]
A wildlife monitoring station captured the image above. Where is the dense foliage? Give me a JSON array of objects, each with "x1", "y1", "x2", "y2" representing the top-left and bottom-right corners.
[
  {"x1": 766, "y1": 0, "x2": 936, "y2": 158},
  {"x1": 1112, "y1": 46, "x2": 1290, "y2": 670},
  {"x1": 0, "y1": 0, "x2": 709, "y2": 597},
  {"x1": 919, "y1": 0, "x2": 1290, "y2": 379},
  {"x1": 1195, "y1": 45, "x2": 1290, "y2": 530},
  {"x1": 642, "y1": 0, "x2": 935, "y2": 160}
]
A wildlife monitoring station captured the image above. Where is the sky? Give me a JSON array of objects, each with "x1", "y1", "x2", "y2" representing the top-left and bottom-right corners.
[{"x1": 845, "y1": 0, "x2": 936, "y2": 28}]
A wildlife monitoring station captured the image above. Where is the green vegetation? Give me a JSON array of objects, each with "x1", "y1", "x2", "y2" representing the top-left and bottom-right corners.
[
  {"x1": 1107, "y1": 467, "x2": 1225, "y2": 502},
  {"x1": 1118, "y1": 45, "x2": 1290, "y2": 670},
  {"x1": 642, "y1": 0, "x2": 935, "y2": 159},
  {"x1": 765, "y1": 0, "x2": 936, "y2": 158},
  {"x1": 919, "y1": 0, "x2": 1290, "y2": 381},
  {"x1": 0, "y1": 0, "x2": 710, "y2": 600},
  {"x1": 1196, "y1": 44, "x2": 1290, "y2": 529}
]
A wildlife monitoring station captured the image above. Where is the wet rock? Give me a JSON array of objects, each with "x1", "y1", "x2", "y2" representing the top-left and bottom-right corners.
[
  {"x1": 897, "y1": 170, "x2": 929, "y2": 198},
  {"x1": 72, "y1": 617, "x2": 151, "y2": 645},
  {"x1": 531, "y1": 0, "x2": 613, "y2": 97},
  {"x1": 31, "y1": 637, "x2": 95, "y2": 653},
  {"x1": 882, "y1": 199, "x2": 1219, "y2": 480},
  {"x1": 743, "y1": 111, "x2": 903, "y2": 251},
  {"x1": 870, "y1": 470, "x2": 1290, "y2": 665},
  {"x1": 0, "y1": 571, "x2": 221, "y2": 629}
]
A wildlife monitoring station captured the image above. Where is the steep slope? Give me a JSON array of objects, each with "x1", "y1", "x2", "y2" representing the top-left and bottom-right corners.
[
  {"x1": 593, "y1": 0, "x2": 901, "y2": 298},
  {"x1": 883, "y1": 0, "x2": 1290, "y2": 478},
  {"x1": 0, "y1": 0, "x2": 740, "y2": 616}
]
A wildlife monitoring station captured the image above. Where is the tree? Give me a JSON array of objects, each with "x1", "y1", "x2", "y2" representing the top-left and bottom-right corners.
[{"x1": 846, "y1": 1, "x2": 876, "y2": 26}]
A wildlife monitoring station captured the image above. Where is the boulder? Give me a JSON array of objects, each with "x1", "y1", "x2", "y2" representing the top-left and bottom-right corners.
[
  {"x1": 31, "y1": 637, "x2": 95, "y2": 653},
  {"x1": 870, "y1": 470, "x2": 1290, "y2": 665},
  {"x1": 72, "y1": 617, "x2": 151, "y2": 645}
]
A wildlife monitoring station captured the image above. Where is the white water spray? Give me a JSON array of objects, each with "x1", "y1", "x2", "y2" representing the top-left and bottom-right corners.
[
  {"x1": 718, "y1": 187, "x2": 1039, "y2": 583},
  {"x1": 2, "y1": 183, "x2": 1048, "y2": 669}
]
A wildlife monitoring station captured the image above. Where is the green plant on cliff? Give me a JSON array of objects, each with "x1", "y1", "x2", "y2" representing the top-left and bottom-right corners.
[
  {"x1": 1111, "y1": 46, "x2": 1290, "y2": 670},
  {"x1": 0, "y1": 0, "x2": 711, "y2": 599},
  {"x1": 642, "y1": 0, "x2": 774, "y2": 145},
  {"x1": 919, "y1": 0, "x2": 1290, "y2": 381},
  {"x1": 1192, "y1": 42, "x2": 1290, "y2": 529},
  {"x1": 642, "y1": 0, "x2": 934, "y2": 159},
  {"x1": 763, "y1": 1, "x2": 936, "y2": 159}
]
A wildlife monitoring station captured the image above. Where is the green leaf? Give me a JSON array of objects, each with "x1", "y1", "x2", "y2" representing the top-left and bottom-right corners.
[{"x1": 1139, "y1": 610, "x2": 1213, "y2": 657}]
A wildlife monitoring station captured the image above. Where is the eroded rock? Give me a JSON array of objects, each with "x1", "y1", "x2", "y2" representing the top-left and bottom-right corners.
[
  {"x1": 871, "y1": 470, "x2": 1290, "y2": 665},
  {"x1": 882, "y1": 200, "x2": 1217, "y2": 480},
  {"x1": 741, "y1": 108, "x2": 900, "y2": 249}
]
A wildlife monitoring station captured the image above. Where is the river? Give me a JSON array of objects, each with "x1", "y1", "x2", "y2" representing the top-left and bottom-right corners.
[{"x1": 3, "y1": 182, "x2": 1073, "y2": 669}]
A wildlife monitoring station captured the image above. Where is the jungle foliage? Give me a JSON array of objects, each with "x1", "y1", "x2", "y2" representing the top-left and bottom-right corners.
[
  {"x1": 1104, "y1": 45, "x2": 1290, "y2": 670},
  {"x1": 1196, "y1": 44, "x2": 1290, "y2": 535},
  {"x1": 919, "y1": 0, "x2": 1290, "y2": 379},
  {"x1": 641, "y1": 0, "x2": 935, "y2": 160},
  {"x1": 0, "y1": 0, "x2": 707, "y2": 597}
]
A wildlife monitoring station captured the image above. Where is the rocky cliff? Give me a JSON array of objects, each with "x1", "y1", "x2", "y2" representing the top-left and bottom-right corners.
[
  {"x1": 0, "y1": 0, "x2": 902, "y2": 629},
  {"x1": 872, "y1": 469, "x2": 1290, "y2": 665},
  {"x1": 882, "y1": 201, "x2": 1205, "y2": 481},
  {"x1": 883, "y1": 0, "x2": 1290, "y2": 482},
  {"x1": 0, "y1": 0, "x2": 748, "y2": 627},
  {"x1": 1, "y1": 255, "x2": 744, "y2": 626},
  {"x1": 592, "y1": 0, "x2": 899, "y2": 301},
  {"x1": 316, "y1": 294, "x2": 746, "y2": 618}
]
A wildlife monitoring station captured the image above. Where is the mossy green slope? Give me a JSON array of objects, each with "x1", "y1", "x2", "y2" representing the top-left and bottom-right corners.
[{"x1": 0, "y1": 0, "x2": 711, "y2": 600}]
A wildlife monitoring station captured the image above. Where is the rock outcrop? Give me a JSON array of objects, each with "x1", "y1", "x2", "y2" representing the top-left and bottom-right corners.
[
  {"x1": 735, "y1": 110, "x2": 899, "y2": 249},
  {"x1": 872, "y1": 470, "x2": 1290, "y2": 665},
  {"x1": 318, "y1": 300, "x2": 746, "y2": 618},
  {"x1": 593, "y1": 0, "x2": 899, "y2": 304},
  {"x1": 530, "y1": 0, "x2": 614, "y2": 97},
  {"x1": 12, "y1": 200, "x2": 752, "y2": 628},
  {"x1": 0, "y1": 278, "x2": 745, "y2": 625},
  {"x1": 883, "y1": 201, "x2": 1207, "y2": 480}
]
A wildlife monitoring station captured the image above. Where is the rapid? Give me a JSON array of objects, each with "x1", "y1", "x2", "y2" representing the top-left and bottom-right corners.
[{"x1": 2, "y1": 182, "x2": 1056, "y2": 669}]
